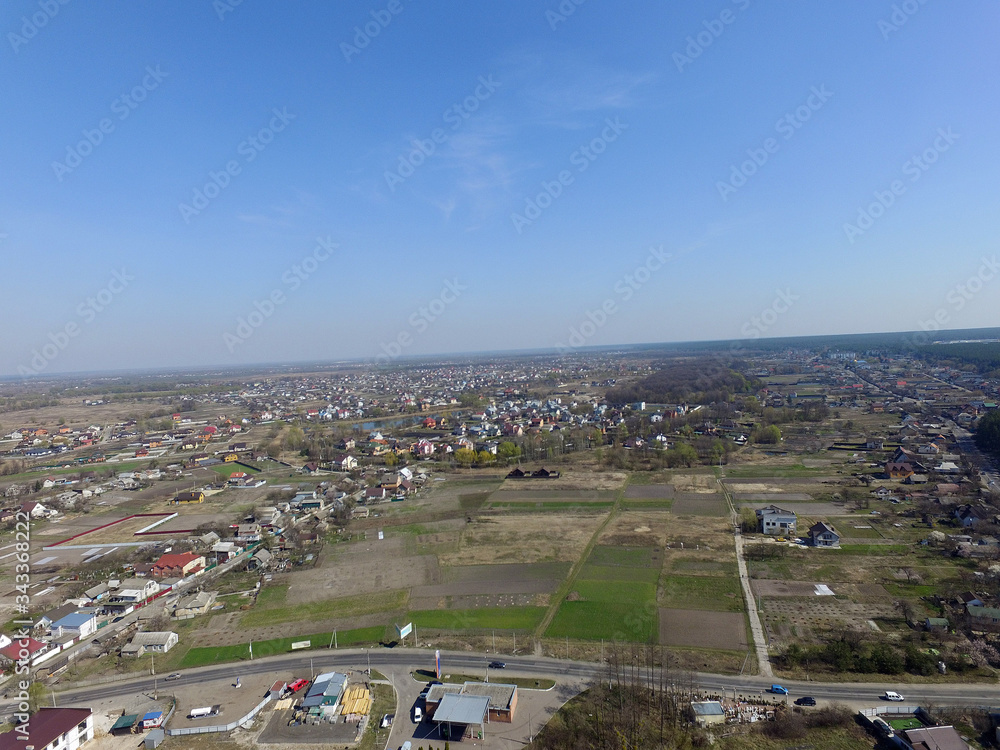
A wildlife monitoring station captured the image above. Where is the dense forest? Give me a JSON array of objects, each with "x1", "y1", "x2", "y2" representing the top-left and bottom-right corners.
[
  {"x1": 975, "y1": 410, "x2": 1000, "y2": 457},
  {"x1": 606, "y1": 360, "x2": 759, "y2": 405},
  {"x1": 916, "y1": 341, "x2": 1000, "y2": 378}
]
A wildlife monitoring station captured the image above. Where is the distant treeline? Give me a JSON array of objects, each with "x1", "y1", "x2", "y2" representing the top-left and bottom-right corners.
[
  {"x1": 606, "y1": 361, "x2": 759, "y2": 405},
  {"x1": 915, "y1": 341, "x2": 1000, "y2": 378}
]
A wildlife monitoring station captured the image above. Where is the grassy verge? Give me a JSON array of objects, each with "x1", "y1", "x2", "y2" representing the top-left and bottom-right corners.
[
  {"x1": 178, "y1": 626, "x2": 386, "y2": 667},
  {"x1": 410, "y1": 606, "x2": 546, "y2": 631}
]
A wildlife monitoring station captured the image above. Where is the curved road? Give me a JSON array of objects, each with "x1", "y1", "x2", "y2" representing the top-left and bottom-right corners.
[{"x1": 13, "y1": 648, "x2": 999, "y2": 716}]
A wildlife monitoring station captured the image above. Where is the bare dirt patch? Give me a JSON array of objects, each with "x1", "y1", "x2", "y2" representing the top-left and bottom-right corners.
[
  {"x1": 671, "y1": 474, "x2": 719, "y2": 493},
  {"x1": 438, "y1": 512, "x2": 607, "y2": 566},
  {"x1": 671, "y1": 493, "x2": 726, "y2": 516},
  {"x1": 500, "y1": 470, "x2": 627, "y2": 492},
  {"x1": 659, "y1": 608, "x2": 747, "y2": 650},
  {"x1": 624, "y1": 484, "x2": 675, "y2": 499}
]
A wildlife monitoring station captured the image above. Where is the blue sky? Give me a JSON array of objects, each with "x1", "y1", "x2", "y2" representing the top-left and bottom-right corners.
[{"x1": 2, "y1": 1, "x2": 998, "y2": 375}]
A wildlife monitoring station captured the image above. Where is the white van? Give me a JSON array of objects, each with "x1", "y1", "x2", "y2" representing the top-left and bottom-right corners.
[
  {"x1": 413, "y1": 706, "x2": 422, "y2": 722},
  {"x1": 883, "y1": 691, "x2": 904, "y2": 702}
]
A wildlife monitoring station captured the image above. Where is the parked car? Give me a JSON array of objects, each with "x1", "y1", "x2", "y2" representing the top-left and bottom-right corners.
[
  {"x1": 489, "y1": 661, "x2": 506, "y2": 669},
  {"x1": 883, "y1": 690, "x2": 904, "y2": 702},
  {"x1": 413, "y1": 706, "x2": 423, "y2": 722},
  {"x1": 288, "y1": 678, "x2": 309, "y2": 693},
  {"x1": 794, "y1": 696, "x2": 816, "y2": 706},
  {"x1": 769, "y1": 685, "x2": 789, "y2": 695}
]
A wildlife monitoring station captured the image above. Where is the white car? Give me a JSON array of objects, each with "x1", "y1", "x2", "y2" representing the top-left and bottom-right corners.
[
  {"x1": 883, "y1": 690, "x2": 904, "y2": 702},
  {"x1": 413, "y1": 706, "x2": 422, "y2": 722}
]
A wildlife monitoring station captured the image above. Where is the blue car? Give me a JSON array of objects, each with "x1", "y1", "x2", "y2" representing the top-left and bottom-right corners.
[{"x1": 769, "y1": 685, "x2": 789, "y2": 695}]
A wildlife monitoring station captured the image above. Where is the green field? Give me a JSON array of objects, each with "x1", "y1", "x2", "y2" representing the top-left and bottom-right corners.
[
  {"x1": 889, "y1": 718, "x2": 924, "y2": 731},
  {"x1": 588, "y1": 545, "x2": 656, "y2": 567},
  {"x1": 580, "y1": 564, "x2": 659, "y2": 583},
  {"x1": 660, "y1": 575, "x2": 744, "y2": 612},
  {"x1": 242, "y1": 589, "x2": 407, "y2": 627},
  {"x1": 178, "y1": 626, "x2": 386, "y2": 667},
  {"x1": 410, "y1": 606, "x2": 546, "y2": 631},
  {"x1": 546, "y1": 600, "x2": 657, "y2": 641}
]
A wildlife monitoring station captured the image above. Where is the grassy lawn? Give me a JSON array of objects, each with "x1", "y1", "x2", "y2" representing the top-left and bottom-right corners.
[
  {"x1": 410, "y1": 606, "x2": 546, "y2": 631},
  {"x1": 660, "y1": 575, "x2": 744, "y2": 612},
  {"x1": 546, "y1": 600, "x2": 657, "y2": 641},
  {"x1": 241, "y1": 589, "x2": 407, "y2": 627},
  {"x1": 889, "y1": 718, "x2": 924, "y2": 730},
  {"x1": 588, "y1": 545, "x2": 656, "y2": 567},
  {"x1": 254, "y1": 584, "x2": 288, "y2": 607},
  {"x1": 178, "y1": 626, "x2": 386, "y2": 667},
  {"x1": 208, "y1": 462, "x2": 260, "y2": 479}
]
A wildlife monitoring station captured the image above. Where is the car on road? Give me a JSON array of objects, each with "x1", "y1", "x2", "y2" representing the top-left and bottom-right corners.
[
  {"x1": 165, "y1": 673, "x2": 182, "y2": 681},
  {"x1": 769, "y1": 685, "x2": 789, "y2": 695},
  {"x1": 794, "y1": 696, "x2": 816, "y2": 706},
  {"x1": 112, "y1": 616, "x2": 125, "y2": 623},
  {"x1": 883, "y1": 690, "x2": 904, "y2": 702},
  {"x1": 489, "y1": 661, "x2": 506, "y2": 669}
]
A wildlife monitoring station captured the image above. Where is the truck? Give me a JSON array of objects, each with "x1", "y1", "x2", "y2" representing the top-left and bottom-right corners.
[{"x1": 188, "y1": 707, "x2": 214, "y2": 719}]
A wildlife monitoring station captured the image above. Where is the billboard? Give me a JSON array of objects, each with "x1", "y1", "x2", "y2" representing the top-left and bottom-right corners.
[
  {"x1": 397, "y1": 622, "x2": 413, "y2": 639},
  {"x1": 291, "y1": 640, "x2": 311, "y2": 650}
]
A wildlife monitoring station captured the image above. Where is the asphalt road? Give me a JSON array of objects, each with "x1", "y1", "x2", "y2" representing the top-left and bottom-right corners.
[{"x1": 11, "y1": 648, "x2": 999, "y2": 717}]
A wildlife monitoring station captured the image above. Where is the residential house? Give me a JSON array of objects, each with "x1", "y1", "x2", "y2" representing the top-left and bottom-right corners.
[
  {"x1": 51, "y1": 611, "x2": 98, "y2": 639},
  {"x1": 108, "y1": 578, "x2": 160, "y2": 608},
  {"x1": 172, "y1": 491, "x2": 204, "y2": 505},
  {"x1": 885, "y1": 462, "x2": 915, "y2": 480},
  {"x1": 955, "y1": 504, "x2": 993, "y2": 529},
  {"x1": 755, "y1": 505, "x2": 797, "y2": 536},
  {"x1": 333, "y1": 454, "x2": 358, "y2": 471},
  {"x1": 903, "y1": 725, "x2": 971, "y2": 750},
  {"x1": 173, "y1": 590, "x2": 217, "y2": 619},
  {"x1": 121, "y1": 631, "x2": 179, "y2": 657},
  {"x1": 150, "y1": 552, "x2": 205, "y2": 578},
  {"x1": 212, "y1": 541, "x2": 242, "y2": 562},
  {"x1": 809, "y1": 522, "x2": 840, "y2": 548},
  {"x1": 0, "y1": 708, "x2": 94, "y2": 750}
]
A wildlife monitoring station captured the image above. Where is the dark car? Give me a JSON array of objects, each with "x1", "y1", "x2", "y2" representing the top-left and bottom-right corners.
[
  {"x1": 794, "y1": 696, "x2": 816, "y2": 706},
  {"x1": 112, "y1": 616, "x2": 125, "y2": 623},
  {"x1": 489, "y1": 661, "x2": 506, "y2": 669}
]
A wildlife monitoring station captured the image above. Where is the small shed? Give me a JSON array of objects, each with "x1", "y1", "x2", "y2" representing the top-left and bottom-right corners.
[
  {"x1": 691, "y1": 701, "x2": 725, "y2": 727},
  {"x1": 144, "y1": 728, "x2": 165, "y2": 749},
  {"x1": 111, "y1": 713, "x2": 140, "y2": 735}
]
